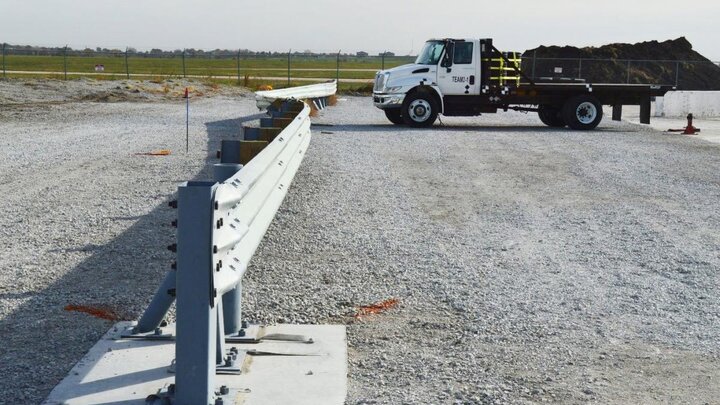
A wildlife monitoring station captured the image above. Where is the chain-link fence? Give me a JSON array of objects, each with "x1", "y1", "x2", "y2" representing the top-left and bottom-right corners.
[
  {"x1": 0, "y1": 44, "x2": 415, "y2": 87},
  {"x1": 1, "y1": 44, "x2": 718, "y2": 90}
]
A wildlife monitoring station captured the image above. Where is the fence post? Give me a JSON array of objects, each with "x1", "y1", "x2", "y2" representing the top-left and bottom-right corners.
[
  {"x1": 675, "y1": 61, "x2": 680, "y2": 88},
  {"x1": 336, "y1": 51, "x2": 340, "y2": 84},
  {"x1": 236, "y1": 50, "x2": 241, "y2": 84},
  {"x1": 381, "y1": 51, "x2": 385, "y2": 71},
  {"x1": 125, "y1": 47, "x2": 130, "y2": 79},
  {"x1": 63, "y1": 46, "x2": 68, "y2": 80},
  {"x1": 287, "y1": 49, "x2": 291, "y2": 86},
  {"x1": 2, "y1": 43, "x2": 6, "y2": 79},
  {"x1": 626, "y1": 60, "x2": 631, "y2": 84},
  {"x1": 182, "y1": 49, "x2": 186, "y2": 78}
]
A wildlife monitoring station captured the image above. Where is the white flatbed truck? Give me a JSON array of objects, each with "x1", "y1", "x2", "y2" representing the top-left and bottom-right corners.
[{"x1": 373, "y1": 38, "x2": 673, "y2": 129}]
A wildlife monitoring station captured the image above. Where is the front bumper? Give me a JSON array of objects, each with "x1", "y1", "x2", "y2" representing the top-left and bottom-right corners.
[{"x1": 373, "y1": 92, "x2": 405, "y2": 109}]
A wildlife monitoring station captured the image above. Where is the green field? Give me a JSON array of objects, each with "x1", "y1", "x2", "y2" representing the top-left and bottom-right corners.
[{"x1": 1, "y1": 53, "x2": 416, "y2": 89}]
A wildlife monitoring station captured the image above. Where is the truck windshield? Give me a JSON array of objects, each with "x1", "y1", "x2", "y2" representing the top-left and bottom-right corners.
[{"x1": 415, "y1": 41, "x2": 445, "y2": 65}]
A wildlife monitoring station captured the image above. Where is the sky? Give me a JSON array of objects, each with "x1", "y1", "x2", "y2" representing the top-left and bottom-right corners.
[{"x1": 1, "y1": 0, "x2": 719, "y2": 60}]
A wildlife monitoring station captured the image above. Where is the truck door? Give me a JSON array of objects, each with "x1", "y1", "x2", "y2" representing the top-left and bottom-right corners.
[{"x1": 437, "y1": 40, "x2": 479, "y2": 96}]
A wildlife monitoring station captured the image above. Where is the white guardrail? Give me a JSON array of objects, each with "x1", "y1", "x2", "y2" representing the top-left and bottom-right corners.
[
  {"x1": 212, "y1": 107, "x2": 311, "y2": 296},
  {"x1": 123, "y1": 98, "x2": 320, "y2": 405},
  {"x1": 255, "y1": 80, "x2": 337, "y2": 110}
]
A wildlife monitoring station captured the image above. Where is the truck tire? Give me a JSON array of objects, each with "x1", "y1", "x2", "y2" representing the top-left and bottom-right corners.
[
  {"x1": 401, "y1": 92, "x2": 438, "y2": 127},
  {"x1": 538, "y1": 105, "x2": 566, "y2": 127},
  {"x1": 384, "y1": 108, "x2": 405, "y2": 125},
  {"x1": 562, "y1": 95, "x2": 603, "y2": 130}
]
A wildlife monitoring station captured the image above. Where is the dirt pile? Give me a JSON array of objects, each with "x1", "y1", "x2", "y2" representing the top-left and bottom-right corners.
[{"x1": 522, "y1": 37, "x2": 720, "y2": 90}]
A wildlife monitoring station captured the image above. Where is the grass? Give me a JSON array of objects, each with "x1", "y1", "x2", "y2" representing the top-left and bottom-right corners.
[{"x1": 1, "y1": 54, "x2": 415, "y2": 82}]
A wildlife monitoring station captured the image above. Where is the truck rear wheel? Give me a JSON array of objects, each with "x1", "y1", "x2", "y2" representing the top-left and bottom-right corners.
[
  {"x1": 538, "y1": 105, "x2": 566, "y2": 127},
  {"x1": 401, "y1": 92, "x2": 438, "y2": 128},
  {"x1": 384, "y1": 108, "x2": 405, "y2": 125},
  {"x1": 562, "y1": 95, "x2": 603, "y2": 130}
]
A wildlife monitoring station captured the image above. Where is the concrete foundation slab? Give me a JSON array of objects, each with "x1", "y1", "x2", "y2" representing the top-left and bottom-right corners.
[
  {"x1": 608, "y1": 105, "x2": 720, "y2": 145},
  {"x1": 44, "y1": 322, "x2": 347, "y2": 405}
]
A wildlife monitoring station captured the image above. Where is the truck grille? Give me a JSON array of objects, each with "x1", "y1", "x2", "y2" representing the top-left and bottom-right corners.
[{"x1": 374, "y1": 73, "x2": 386, "y2": 92}]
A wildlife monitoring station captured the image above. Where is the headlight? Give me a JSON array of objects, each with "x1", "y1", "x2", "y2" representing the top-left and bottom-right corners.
[{"x1": 385, "y1": 86, "x2": 403, "y2": 93}]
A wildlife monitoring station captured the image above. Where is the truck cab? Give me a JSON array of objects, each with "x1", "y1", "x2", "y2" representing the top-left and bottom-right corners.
[
  {"x1": 373, "y1": 38, "x2": 672, "y2": 129},
  {"x1": 374, "y1": 38, "x2": 486, "y2": 125}
]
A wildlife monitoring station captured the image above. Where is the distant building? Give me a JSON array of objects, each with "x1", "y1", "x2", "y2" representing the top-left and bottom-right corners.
[
  {"x1": 379, "y1": 51, "x2": 395, "y2": 57},
  {"x1": 356, "y1": 51, "x2": 369, "y2": 57}
]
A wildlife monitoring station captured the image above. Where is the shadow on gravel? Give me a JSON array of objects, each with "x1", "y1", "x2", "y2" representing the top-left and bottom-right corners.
[
  {"x1": 0, "y1": 112, "x2": 259, "y2": 403},
  {"x1": 317, "y1": 124, "x2": 632, "y2": 133}
]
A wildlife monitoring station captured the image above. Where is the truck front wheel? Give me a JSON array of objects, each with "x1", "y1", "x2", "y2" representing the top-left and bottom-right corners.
[
  {"x1": 562, "y1": 95, "x2": 603, "y2": 130},
  {"x1": 401, "y1": 92, "x2": 438, "y2": 128},
  {"x1": 538, "y1": 105, "x2": 566, "y2": 127},
  {"x1": 384, "y1": 108, "x2": 405, "y2": 125}
]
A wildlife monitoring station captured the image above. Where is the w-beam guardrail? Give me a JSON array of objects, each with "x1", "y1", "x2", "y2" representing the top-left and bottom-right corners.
[
  {"x1": 255, "y1": 80, "x2": 337, "y2": 110},
  {"x1": 124, "y1": 99, "x2": 312, "y2": 405}
]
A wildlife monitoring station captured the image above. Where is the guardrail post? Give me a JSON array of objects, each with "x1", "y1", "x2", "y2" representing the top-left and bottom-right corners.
[
  {"x1": 2, "y1": 43, "x2": 6, "y2": 79},
  {"x1": 182, "y1": 49, "x2": 186, "y2": 78},
  {"x1": 381, "y1": 51, "x2": 385, "y2": 71},
  {"x1": 213, "y1": 162, "x2": 244, "y2": 335},
  {"x1": 125, "y1": 47, "x2": 130, "y2": 79},
  {"x1": 675, "y1": 61, "x2": 680, "y2": 88},
  {"x1": 175, "y1": 181, "x2": 218, "y2": 405},
  {"x1": 287, "y1": 49, "x2": 291, "y2": 86},
  {"x1": 63, "y1": 45, "x2": 68, "y2": 80}
]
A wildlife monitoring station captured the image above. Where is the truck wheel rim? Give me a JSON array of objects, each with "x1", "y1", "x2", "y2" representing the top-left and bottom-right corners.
[
  {"x1": 408, "y1": 99, "x2": 431, "y2": 122},
  {"x1": 576, "y1": 102, "x2": 597, "y2": 124}
]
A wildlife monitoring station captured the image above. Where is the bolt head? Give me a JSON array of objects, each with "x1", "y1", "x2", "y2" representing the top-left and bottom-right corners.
[
  {"x1": 238, "y1": 329, "x2": 246, "y2": 337},
  {"x1": 220, "y1": 385, "x2": 230, "y2": 395}
]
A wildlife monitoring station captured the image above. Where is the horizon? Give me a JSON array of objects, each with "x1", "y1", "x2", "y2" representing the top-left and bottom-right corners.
[
  {"x1": 3, "y1": 37, "x2": 718, "y2": 62},
  {"x1": 1, "y1": 0, "x2": 719, "y2": 60}
]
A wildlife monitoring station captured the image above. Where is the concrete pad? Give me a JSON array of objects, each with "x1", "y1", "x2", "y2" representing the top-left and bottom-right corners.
[
  {"x1": 44, "y1": 322, "x2": 347, "y2": 405},
  {"x1": 610, "y1": 105, "x2": 720, "y2": 145}
]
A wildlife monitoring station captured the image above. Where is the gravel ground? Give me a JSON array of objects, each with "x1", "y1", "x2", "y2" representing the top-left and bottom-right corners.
[{"x1": 1, "y1": 80, "x2": 719, "y2": 404}]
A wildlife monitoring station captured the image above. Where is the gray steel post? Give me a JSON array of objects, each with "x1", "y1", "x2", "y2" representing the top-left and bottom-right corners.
[
  {"x1": 336, "y1": 52, "x2": 340, "y2": 84},
  {"x1": 182, "y1": 49, "x2": 186, "y2": 78},
  {"x1": 287, "y1": 50, "x2": 291, "y2": 86},
  {"x1": 125, "y1": 48, "x2": 130, "y2": 79},
  {"x1": 134, "y1": 269, "x2": 176, "y2": 333},
  {"x1": 175, "y1": 181, "x2": 217, "y2": 405},
  {"x1": 675, "y1": 61, "x2": 680, "y2": 88},
  {"x1": 63, "y1": 46, "x2": 68, "y2": 80},
  {"x1": 214, "y1": 161, "x2": 244, "y2": 335},
  {"x1": 381, "y1": 52, "x2": 385, "y2": 71}
]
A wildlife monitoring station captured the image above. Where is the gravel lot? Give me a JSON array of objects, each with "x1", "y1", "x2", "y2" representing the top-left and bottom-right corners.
[{"x1": 1, "y1": 79, "x2": 719, "y2": 404}]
